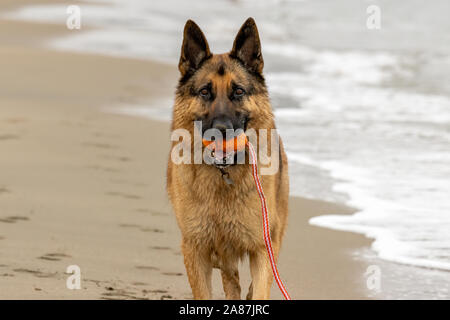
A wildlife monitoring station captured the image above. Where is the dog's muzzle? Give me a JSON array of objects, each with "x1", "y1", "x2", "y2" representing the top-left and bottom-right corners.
[{"x1": 210, "y1": 149, "x2": 236, "y2": 169}]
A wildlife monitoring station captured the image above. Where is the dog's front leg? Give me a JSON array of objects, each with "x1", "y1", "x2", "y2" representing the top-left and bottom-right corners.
[
  {"x1": 182, "y1": 241, "x2": 213, "y2": 299},
  {"x1": 220, "y1": 260, "x2": 241, "y2": 299},
  {"x1": 249, "y1": 249, "x2": 273, "y2": 300}
]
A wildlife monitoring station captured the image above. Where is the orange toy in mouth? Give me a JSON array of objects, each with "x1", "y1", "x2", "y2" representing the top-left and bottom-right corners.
[{"x1": 202, "y1": 132, "x2": 247, "y2": 153}]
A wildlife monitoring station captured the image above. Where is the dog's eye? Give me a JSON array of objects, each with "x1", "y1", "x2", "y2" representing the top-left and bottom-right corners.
[
  {"x1": 234, "y1": 88, "x2": 245, "y2": 98},
  {"x1": 199, "y1": 88, "x2": 210, "y2": 98}
]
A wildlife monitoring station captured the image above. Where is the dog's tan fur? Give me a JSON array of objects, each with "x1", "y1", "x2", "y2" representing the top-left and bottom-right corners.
[{"x1": 167, "y1": 18, "x2": 289, "y2": 300}]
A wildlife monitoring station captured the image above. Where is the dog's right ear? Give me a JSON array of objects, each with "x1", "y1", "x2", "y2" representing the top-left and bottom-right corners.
[
  {"x1": 179, "y1": 20, "x2": 211, "y2": 77},
  {"x1": 230, "y1": 18, "x2": 263, "y2": 74}
]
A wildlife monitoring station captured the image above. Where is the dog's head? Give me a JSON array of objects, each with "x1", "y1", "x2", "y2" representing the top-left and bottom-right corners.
[{"x1": 173, "y1": 18, "x2": 273, "y2": 136}]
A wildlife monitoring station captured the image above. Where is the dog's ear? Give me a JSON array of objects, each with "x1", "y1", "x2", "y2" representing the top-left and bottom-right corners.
[
  {"x1": 179, "y1": 20, "x2": 211, "y2": 76},
  {"x1": 230, "y1": 17, "x2": 264, "y2": 74}
]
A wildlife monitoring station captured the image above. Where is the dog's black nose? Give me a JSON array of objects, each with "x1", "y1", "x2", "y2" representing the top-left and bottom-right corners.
[{"x1": 212, "y1": 117, "x2": 233, "y2": 136}]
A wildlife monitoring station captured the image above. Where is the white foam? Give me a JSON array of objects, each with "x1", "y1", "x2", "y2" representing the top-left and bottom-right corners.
[
  {"x1": 308, "y1": 160, "x2": 450, "y2": 272},
  {"x1": 310, "y1": 214, "x2": 450, "y2": 271},
  {"x1": 105, "y1": 102, "x2": 173, "y2": 122}
]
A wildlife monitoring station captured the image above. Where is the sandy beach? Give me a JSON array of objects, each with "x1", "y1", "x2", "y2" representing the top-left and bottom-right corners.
[{"x1": 0, "y1": 1, "x2": 374, "y2": 299}]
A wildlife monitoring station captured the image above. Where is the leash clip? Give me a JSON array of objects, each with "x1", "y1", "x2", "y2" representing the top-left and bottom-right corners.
[{"x1": 219, "y1": 168, "x2": 234, "y2": 185}]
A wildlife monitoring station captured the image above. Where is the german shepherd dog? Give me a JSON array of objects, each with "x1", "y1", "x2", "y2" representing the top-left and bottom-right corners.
[{"x1": 167, "y1": 18, "x2": 289, "y2": 300}]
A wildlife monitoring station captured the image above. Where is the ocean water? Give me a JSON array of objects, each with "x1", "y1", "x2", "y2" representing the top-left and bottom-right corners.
[{"x1": 6, "y1": 0, "x2": 450, "y2": 297}]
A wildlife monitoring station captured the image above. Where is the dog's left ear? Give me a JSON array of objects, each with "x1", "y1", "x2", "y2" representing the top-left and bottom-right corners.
[
  {"x1": 230, "y1": 17, "x2": 264, "y2": 74},
  {"x1": 179, "y1": 20, "x2": 211, "y2": 77}
]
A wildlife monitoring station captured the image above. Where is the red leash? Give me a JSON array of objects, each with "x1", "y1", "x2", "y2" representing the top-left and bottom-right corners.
[{"x1": 246, "y1": 141, "x2": 291, "y2": 300}]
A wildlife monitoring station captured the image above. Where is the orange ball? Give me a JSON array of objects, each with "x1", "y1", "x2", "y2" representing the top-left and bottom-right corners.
[{"x1": 202, "y1": 132, "x2": 247, "y2": 152}]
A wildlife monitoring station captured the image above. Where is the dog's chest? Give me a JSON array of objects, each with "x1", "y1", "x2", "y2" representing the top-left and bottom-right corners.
[
  {"x1": 188, "y1": 199, "x2": 261, "y2": 251},
  {"x1": 181, "y1": 168, "x2": 263, "y2": 249}
]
